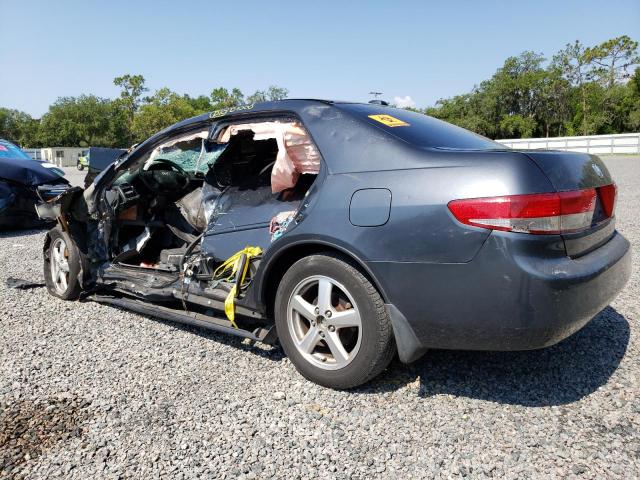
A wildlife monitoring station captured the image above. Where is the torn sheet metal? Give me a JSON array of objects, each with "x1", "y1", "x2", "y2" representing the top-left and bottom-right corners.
[
  {"x1": 118, "y1": 226, "x2": 153, "y2": 256},
  {"x1": 200, "y1": 187, "x2": 300, "y2": 262},
  {"x1": 2, "y1": 179, "x2": 69, "y2": 229},
  {"x1": 175, "y1": 187, "x2": 206, "y2": 232},
  {"x1": 269, "y1": 210, "x2": 296, "y2": 242}
]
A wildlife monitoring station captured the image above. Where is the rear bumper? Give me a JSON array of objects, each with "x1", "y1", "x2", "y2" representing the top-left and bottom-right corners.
[{"x1": 372, "y1": 230, "x2": 631, "y2": 362}]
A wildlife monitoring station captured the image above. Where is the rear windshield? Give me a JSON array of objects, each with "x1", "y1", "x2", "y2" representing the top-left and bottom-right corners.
[
  {"x1": 0, "y1": 140, "x2": 32, "y2": 160},
  {"x1": 338, "y1": 104, "x2": 503, "y2": 150}
]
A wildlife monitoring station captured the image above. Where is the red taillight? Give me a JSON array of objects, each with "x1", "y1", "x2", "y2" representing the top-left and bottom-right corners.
[
  {"x1": 598, "y1": 184, "x2": 617, "y2": 218},
  {"x1": 448, "y1": 188, "x2": 598, "y2": 234}
]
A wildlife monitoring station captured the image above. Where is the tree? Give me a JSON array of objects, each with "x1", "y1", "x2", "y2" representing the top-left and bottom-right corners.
[
  {"x1": 628, "y1": 68, "x2": 640, "y2": 130},
  {"x1": 423, "y1": 37, "x2": 638, "y2": 138},
  {"x1": 113, "y1": 74, "x2": 148, "y2": 120},
  {"x1": 586, "y1": 35, "x2": 640, "y2": 88},
  {"x1": 536, "y1": 66, "x2": 572, "y2": 137},
  {"x1": 183, "y1": 94, "x2": 213, "y2": 113},
  {"x1": 0, "y1": 108, "x2": 41, "y2": 147},
  {"x1": 131, "y1": 88, "x2": 198, "y2": 142},
  {"x1": 210, "y1": 87, "x2": 244, "y2": 109},
  {"x1": 246, "y1": 85, "x2": 289, "y2": 104},
  {"x1": 266, "y1": 85, "x2": 289, "y2": 101},
  {"x1": 38, "y1": 95, "x2": 129, "y2": 147},
  {"x1": 426, "y1": 92, "x2": 493, "y2": 136},
  {"x1": 553, "y1": 41, "x2": 595, "y2": 135},
  {"x1": 499, "y1": 114, "x2": 536, "y2": 138}
]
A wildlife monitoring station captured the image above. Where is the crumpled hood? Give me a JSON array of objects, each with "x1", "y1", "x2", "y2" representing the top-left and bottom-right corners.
[{"x1": 0, "y1": 157, "x2": 68, "y2": 186}]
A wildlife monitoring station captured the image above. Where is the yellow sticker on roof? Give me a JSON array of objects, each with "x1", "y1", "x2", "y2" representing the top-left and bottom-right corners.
[{"x1": 368, "y1": 114, "x2": 410, "y2": 127}]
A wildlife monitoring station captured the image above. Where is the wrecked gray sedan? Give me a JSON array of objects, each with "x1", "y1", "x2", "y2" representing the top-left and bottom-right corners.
[{"x1": 38, "y1": 100, "x2": 631, "y2": 388}]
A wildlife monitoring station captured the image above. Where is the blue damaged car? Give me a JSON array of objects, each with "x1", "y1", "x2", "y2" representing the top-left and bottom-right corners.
[{"x1": 0, "y1": 139, "x2": 69, "y2": 229}]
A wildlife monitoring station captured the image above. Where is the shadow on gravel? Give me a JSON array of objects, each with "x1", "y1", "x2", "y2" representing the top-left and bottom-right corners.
[
  {"x1": 364, "y1": 307, "x2": 629, "y2": 406},
  {"x1": 153, "y1": 317, "x2": 286, "y2": 362},
  {"x1": 0, "y1": 227, "x2": 46, "y2": 239}
]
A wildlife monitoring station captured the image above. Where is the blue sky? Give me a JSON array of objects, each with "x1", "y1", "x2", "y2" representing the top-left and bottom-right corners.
[{"x1": 1, "y1": 0, "x2": 639, "y2": 117}]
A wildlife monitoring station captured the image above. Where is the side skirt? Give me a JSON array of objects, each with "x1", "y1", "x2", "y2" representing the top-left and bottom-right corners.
[{"x1": 89, "y1": 294, "x2": 278, "y2": 345}]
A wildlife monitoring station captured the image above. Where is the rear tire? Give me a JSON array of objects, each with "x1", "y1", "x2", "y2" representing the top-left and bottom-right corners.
[
  {"x1": 44, "y1": 227, "x2": 83, "y2": 300},
  {"x1": 275, "y1": 253, "x2": 395, "y2": 389}
]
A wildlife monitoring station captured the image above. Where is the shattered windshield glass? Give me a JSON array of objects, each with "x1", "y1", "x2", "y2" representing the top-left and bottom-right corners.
[{"x1": 150, "y1": 132, "x2": 225, "y2": 174}]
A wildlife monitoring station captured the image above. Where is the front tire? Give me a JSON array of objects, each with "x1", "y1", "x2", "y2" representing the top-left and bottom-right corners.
[
  {"x1": 275, "y1": 253, "x2": 395, "y2": 389},
  {"x1": 44, "y1": 227, "x2": 82, "y2": 300}
]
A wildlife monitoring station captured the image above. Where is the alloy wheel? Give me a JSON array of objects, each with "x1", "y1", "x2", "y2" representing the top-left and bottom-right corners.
[
  {"x1": 50, "y1": 237, "x2": 70, "y2": 294},
  {"x1": 287, "y1": 275, "x2": 362, "y2": 370}
]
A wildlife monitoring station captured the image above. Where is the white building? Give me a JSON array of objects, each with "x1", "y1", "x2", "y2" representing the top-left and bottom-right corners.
[
  {"x1": 38, "y1": 147, "x2": 86, "y2": 167},
  {"x1": 22, "y1": 148, "x2": 43, "y2": 160}
]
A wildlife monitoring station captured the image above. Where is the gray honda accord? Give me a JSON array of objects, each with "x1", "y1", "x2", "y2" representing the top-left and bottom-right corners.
[{"x1": 37, "y1": 100, "x2": 631, "y2": 388}]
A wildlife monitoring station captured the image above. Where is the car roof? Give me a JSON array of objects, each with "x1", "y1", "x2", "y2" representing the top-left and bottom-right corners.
[{"x1": 170, "y1": 99, "x2": 372, "y2": 130}]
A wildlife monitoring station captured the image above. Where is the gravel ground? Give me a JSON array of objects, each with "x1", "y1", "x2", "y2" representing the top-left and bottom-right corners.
[
  {"x1": 59, "y1": 168, "x2": 85, "y2": 188},
  {"x1": 1, "y1": 156, "x2": 638, "y2": 479}
]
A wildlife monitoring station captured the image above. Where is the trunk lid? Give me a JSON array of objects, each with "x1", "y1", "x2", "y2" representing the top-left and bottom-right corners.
[{"x1": 521, "y1": 150, "x2": 616, "y2": 257}]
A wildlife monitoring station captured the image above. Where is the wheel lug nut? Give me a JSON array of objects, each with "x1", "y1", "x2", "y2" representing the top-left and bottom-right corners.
[
  {"x1": 319, "y1": 332, "x2": 325, "y2": 338},
  {"x1": 328, "y1": 325, "x2": 335, "y2": 332},
  {"x1": 325, "y1": 310, "x2": 332, "y2": 318},
  {"x1": 314, "y1": 307, "x2": 320, "y2": 315}
]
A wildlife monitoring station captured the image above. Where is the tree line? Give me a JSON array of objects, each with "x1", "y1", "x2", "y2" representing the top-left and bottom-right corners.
[
  {"x1": 422, "y1": 36, "x2": 640, "y2": 139},
  {"x1": 0, "y1": 78, "x2": 288, "y2": 148},
  {"x1": 1, "y1": 35, "x2": 638, "y2": 148}
]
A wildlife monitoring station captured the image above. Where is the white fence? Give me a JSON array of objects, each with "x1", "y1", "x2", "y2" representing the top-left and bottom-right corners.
[{"x1": 497, "y1": 133, "x2": 640, "y2": 155}]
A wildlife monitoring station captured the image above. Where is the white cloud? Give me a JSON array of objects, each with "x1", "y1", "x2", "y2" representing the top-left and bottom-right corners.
[{"x1": 393, "y1": 95, "x2": 415, "y2": 109}]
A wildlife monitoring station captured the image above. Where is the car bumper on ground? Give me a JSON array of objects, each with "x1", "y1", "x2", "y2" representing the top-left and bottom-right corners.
[{"x1": 372, "y1": 230, "x2": 632, "y2": 363}]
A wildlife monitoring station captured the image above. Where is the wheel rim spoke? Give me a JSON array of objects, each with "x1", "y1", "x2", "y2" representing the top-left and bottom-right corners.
[
  {"x1": 324, "y1": 331, "x2": 349, "y2": 365},
  {"x1": 290, "y1": 295, "x2": 317, "y2": 322},
  {"x1": 57, "y1": 269, "x2": 67, "y2": 290},
  {"x1": 317, "y1": 278, "x2": 333, "y2": 312},
  {"x1": 326, "y1": 309, "x2": 359, "y2": 328},
  {"x1": 298, "y1": 327, "x2": 321, "y2": 353}
]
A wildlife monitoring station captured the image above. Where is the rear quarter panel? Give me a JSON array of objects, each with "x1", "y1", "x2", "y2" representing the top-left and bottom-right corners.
[
  {"x1": 276, "y1": 148, "x2": 555, "y2": 264},
  {"x1": 250, "y1": 147, "x2": 557, "y2": 315}
]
